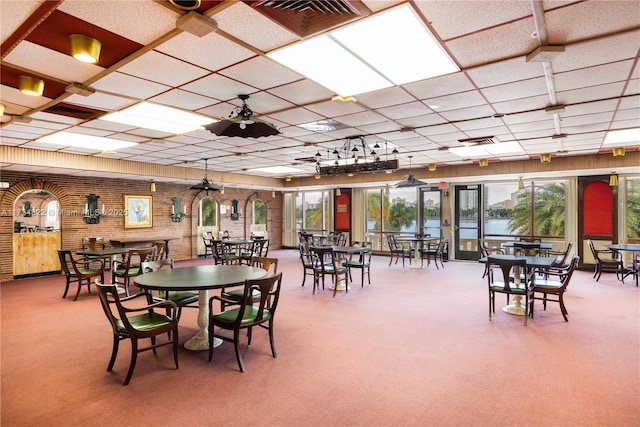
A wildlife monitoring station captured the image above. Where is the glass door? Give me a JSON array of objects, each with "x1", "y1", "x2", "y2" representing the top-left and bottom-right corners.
[
  {"x1": 455, "y1": 185, "x2": 481, "y2": 260},
  {"x1": 419, "y1": 187, "x2": 442, "y2": 238}
]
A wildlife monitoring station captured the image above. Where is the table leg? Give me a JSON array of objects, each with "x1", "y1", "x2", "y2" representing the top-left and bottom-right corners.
[
  {"x1": 410, "y1": 242, "x2": 421, "y2": 269},
  {"x1": 503, "y1": 265, "x2": 526, "y2": 315},
  {"x1": 184, "y1": 290, "x2": 222, "y2": 351}
]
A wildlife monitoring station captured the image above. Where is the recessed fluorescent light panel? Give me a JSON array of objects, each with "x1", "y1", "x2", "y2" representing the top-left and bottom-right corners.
[
  {"x1": 268, "y1": 3, "x2": 459, "y2": 97},
  {"x1": 249, "y1": 166, "x2": 306, "y2": 174},
  {"x1": 100, "y1": 102, "x2": 213, "y2": 134},
  {"x1": 449, "y1": 141, "x2": 524, "y2": 158},
  {"x1": 603, "y1": 128, "x2": 640, "y2": 145},
  {"x1": 36, "y1": 131, "x2": 138, "y2": 151}
]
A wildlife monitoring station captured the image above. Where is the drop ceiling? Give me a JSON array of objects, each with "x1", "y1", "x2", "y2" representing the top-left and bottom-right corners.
[{"x1": 1, "y1": 0, "x2": 639, "y2": 188}]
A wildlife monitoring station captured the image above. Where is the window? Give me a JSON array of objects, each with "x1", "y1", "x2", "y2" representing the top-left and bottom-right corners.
[
  {"x1": 484, "y1": 180, "x2": 566, "y2": 239},
  {"x1": 199, "y1": 197, "x2": 217, "y2": 227},
  {"x1": 627, "y1": 178, "x2": 640, "y2": 241},
  {"x1": 295, "y1": 191, "x2": 329, "y2": 232},
  {"x1": 366, "y1": 186, "x2": 418, "y2": 250},
  {"x1": 253, "y1": 199, "x2": 266, "y2": 224}
]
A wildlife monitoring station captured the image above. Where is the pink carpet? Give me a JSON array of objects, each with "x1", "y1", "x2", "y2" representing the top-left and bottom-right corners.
[{"x1": 1, "y1": 249, "x2": 638, "y2": 426}]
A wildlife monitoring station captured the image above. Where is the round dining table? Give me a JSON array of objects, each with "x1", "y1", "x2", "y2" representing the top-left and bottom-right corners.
[{"x1": 134, "y1": 265, "x2": 267, "y2": 350}]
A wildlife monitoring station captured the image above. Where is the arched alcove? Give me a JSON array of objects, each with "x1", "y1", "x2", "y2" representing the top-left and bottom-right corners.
[{"x1": 0, "y1": 178, "x2": 68, "y2": 278}]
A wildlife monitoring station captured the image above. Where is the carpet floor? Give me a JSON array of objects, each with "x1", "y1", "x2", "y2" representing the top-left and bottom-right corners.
[{"x1": 1, "y1": 249, "x2": 638, "y2": 427}]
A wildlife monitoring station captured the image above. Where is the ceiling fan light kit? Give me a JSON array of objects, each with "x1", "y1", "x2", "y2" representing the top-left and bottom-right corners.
[{"x1": 204, "y1": 95, "x2": 281, "y2": 138}]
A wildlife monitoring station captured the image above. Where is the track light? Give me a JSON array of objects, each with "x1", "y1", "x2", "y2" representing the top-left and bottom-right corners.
[
  {"x1": 69, "y1": 34, "x2": 102, "y2": 63},
  {"x1": 18, "y1": 76, "x2": 44, "y2": 96},
  {"x1": 539, "y1": 154, "x2": 552, "y2": 163}
]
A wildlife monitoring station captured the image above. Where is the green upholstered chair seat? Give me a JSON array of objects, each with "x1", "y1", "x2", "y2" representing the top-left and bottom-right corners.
[
  {"x1": 72, "y1": 268, "x2": 102, "y2": 276},
  {"x1": 599, "y1": 257, "x2": 619, "y2": 264},
  {"x1": 116, "y1": 312, "x2": 173, "y2": 333},
  {"x1": 153, "y1": 291, "x2": 199, "y2": 305},
  {"x1": 532, "y1": 279, "x2": 562, "y2": 289},
  {"x1": 115, "y1": 266, "x2": 140, "y2": 276},
  {"x1": 490, "y1": 282, "x2": 527, "y2": 293},
  {"x1": 223, "y1": 288, "x2": 260, "y2": 300},
  {"x1": 213, "y1": 306, "x2": 271, "y2": 326}
]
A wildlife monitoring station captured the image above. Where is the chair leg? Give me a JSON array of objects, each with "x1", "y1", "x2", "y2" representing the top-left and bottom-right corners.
[
  {"x1": 107, "y1": 335, "x2": 120, "y2": 371},
  {"x1": 172, "y1": 328, "x2": 180, "y2": 368},
  {"x1": 268, "y1": 318, "x2": 277, "y2": 358},
  {"x1": 233, "y1": 330, "x2": 245, "y2": 373},
  {"x1": 73, "y1": 279, "x2": 84, "y2": 301},
  {"x1": 123, "y1": 340, "x2": 138, "y2": 386},
  {"x1": 62, "y1": 278, "x2": 71, "y2": 298},
  {"x1": 559, "y1": 293, "x2": 568, "y2": 321},
  {"x1": 208, "y1": 327, "x2": 214, "y2": 362},
  {"x1": 489, "y1": 292, "x2": 493, "y2": 320}
]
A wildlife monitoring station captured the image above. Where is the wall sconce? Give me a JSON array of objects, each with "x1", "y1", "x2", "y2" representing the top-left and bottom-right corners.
[
  {"x1": 171, "y1": 197, "x2": 186, "y2": 222},
  {"x1": 84, "y1": 193, "x2": 102, "y2": 224},
  {"x1": 518, "y1": 177, "x2": 525, "y2": 190},
  {"x1": 314, "y1": 172, "x2": 321, "y2": 179},
  {"x1": 150, "y1": 181, "x2": 156, "y2": 192},
  {"x1": 285, "y1": 176, "x2": 292, "y2": 182},
  {"x1": 609, "y1": 174, "x2": 618, "y2": 187},
  {"x1": 336, "y1": 188, "x2": 342, "y2": 197},
  {"x1": 220, "y1": 186, "x2": 225, "y2": 195},
  {"x1": 18, "y1": 75, "x2": 44, "y2": 96},
  {"x1": 231, "y1": 199, "x2": 239, "y2": 221},
  {"x1": 384, "y1": 184, "x2": 390, "y2": 195},
  {"x1": 479, "y1": 159, "x2": 489, "y2": 167},
  {"x1": 271, "y1": 190, "x2": 276, "y2": 198},
  {"x1": 22, "y1": 201, "x2": 33, "y2": 217},
  {"x1": 540, "y1": 154, "x2": 552, "y2": 163},
  {"x1": 427, "y1": 164, "x2": 437, "y2": 172},
  {"x1": 0, "y1": 103, "x2": 5, "y2": 116},
  {"x1": 69, "y1": 34, "x2": 102, "y2": 63},
  {"x1": 612, "y1": 147, "x2": 626, "y2": 157}
]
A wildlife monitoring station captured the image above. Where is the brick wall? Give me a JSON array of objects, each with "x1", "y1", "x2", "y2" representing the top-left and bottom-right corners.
[{"x1": 0, "y1": 171, "x2": 282, "y2": 280}]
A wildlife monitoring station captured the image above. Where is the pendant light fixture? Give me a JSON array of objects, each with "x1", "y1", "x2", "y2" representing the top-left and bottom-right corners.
[
  {"x1": 188, "y1": 158, "x2": 222, "y2": 192},
  {"x1": 395, "y1": 156, "x2": 427, "y2": 188},
  {"x1": 204, "y1": 95, "x2": 281, "y2": 138}
]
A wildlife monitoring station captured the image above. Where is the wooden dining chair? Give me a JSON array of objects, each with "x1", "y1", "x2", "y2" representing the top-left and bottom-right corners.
[
  {"x1": 95, "y1": 279, "x2": 179, "y2": 386},
  {"x1": 420, "y1": 240, "x2": 447, "y2": 269},
  {"x1": 386, "y1": 234, "x2": 411, "y2": 267},
  {"x1": 346, "y1": 242, "x2": 372, "y2": 286},
  {"x1": 479, "y1": 239, "x2": 505, "y2": 278},
  {"x1": 310, "y1": 246, "x2": 348, "y2": 297},
  {"x1": 112, "y1": 248, "x2": 154, "y2": 295},
  {"x1": 531, "y1": 255, "x2": 579, "y2": 321},
  {"x1": 57, "y1": 249, "x2": 104, "y2": 301},
  {"x1": 208, "y1": 273, "x2": 283, "y2": 373},
  {"x1": 202, "y1": 232, "x2": 215, "y2": 258},
  {"x1": 587, "y1": 239, "x2": 623, "y2": 281},
  {"x1": 487, "y1": 256, "x2": 535, "y2": 325},
  {"x1": 140, "y1": 259, "x2": 199, "y2": 323},
  {"x1": 220, "y1": 256, "x2": 279, "y2": 310},
  {"x1": 299, "y1": 242, "x2": 316, "y2": 287}
]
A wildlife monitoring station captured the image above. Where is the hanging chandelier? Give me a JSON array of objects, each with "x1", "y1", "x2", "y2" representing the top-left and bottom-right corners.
[
  {"x1": 204, "y1": 94, "x2": 281, "y2": 138},
  {"x1": 395, "y1": 155, "x2": 427, "y2": 188},
  {"x1": 188, "y1": 158, "x2": 222, "y2": 192},
  {"x1": 316, "y1": 136, "x2": 399, "y2": 177}
]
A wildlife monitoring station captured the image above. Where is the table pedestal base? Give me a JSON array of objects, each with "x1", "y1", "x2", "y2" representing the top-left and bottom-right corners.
[
  {"x1": 330, "y1": 275, "x2": 350, "y2": 291},
  {"x1": 503, "y1": 295, "x2": 526, "y2": 316},
  {"x1": 184, "y1": 334, "x2": 222, "y2": 351},
  {"x1": 184, "y1": 289, "x2": 222, "y2": 351}
]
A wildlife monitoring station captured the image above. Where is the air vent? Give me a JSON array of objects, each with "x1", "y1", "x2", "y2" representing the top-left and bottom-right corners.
[
  {"x1": 43, "y1": 103, "x2": 105, "y2": 120},
  {"x1": 458, "y1": 136, "x2": 499, "y2": 146},
  {"x1": 255, "y1": 0, "x2": 360, "y2": 14}
]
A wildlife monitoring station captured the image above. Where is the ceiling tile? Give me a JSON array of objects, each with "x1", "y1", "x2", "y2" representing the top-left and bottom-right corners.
[{"x1": 117, "y1": 50, "x2": 210, "y2": 87}]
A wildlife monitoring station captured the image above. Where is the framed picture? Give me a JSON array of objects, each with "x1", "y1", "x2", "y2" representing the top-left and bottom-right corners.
[{"x1": 124, "y1": 195, "x2": 153, "y2": 229}]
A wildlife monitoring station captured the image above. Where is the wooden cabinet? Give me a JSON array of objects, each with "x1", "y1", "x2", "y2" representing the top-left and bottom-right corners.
[{"x1": 13, "y1": 232, "x2": 61, "y2": 276}]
